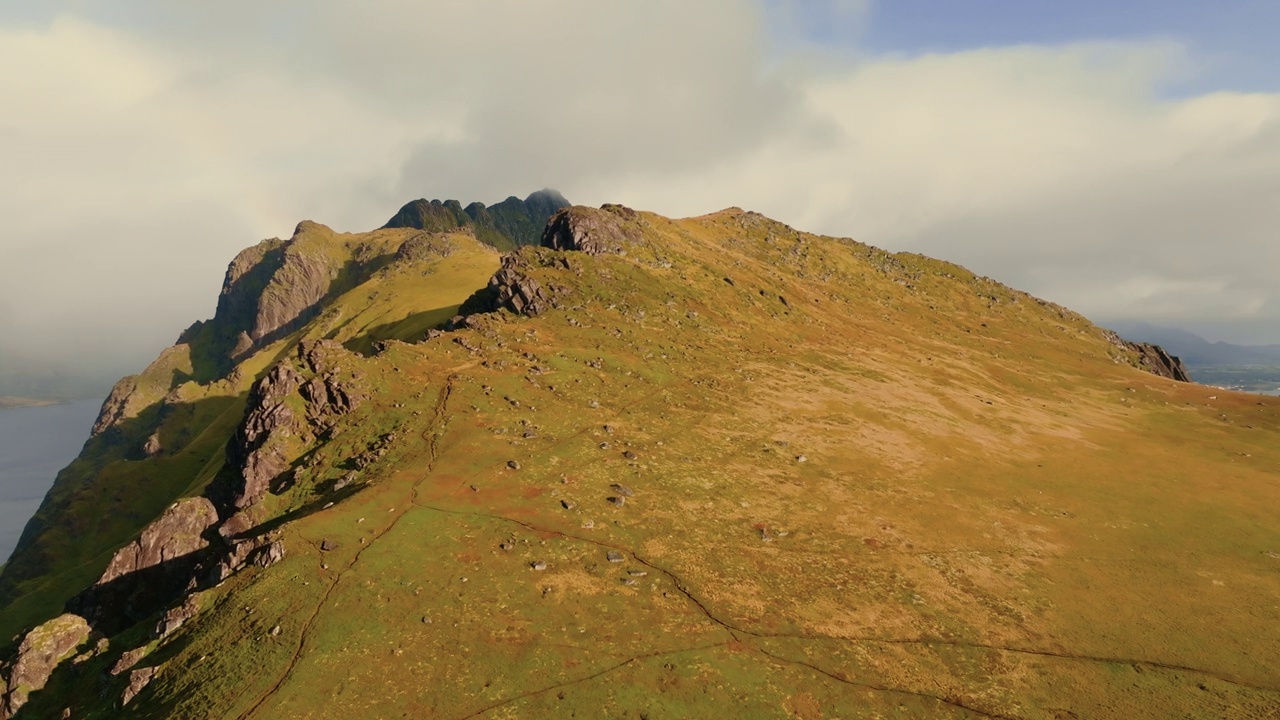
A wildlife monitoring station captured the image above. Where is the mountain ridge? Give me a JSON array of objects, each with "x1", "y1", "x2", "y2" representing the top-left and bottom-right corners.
[{"x1": 2, "y1": 201, "x2": 1277, "y2": 719}]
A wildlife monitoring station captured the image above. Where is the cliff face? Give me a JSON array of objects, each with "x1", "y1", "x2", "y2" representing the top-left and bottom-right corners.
[
  {"x1": 1103, "y1": 330, "x2": 1192, "y2": 382},
  {"x1": 5, "y1": 202, "x2": 1275, "y2": 720}
]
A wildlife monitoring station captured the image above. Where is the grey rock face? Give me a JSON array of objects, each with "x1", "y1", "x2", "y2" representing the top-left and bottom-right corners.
[
  {"x1": 1103, "y1": 331, "x2": 1192, "y2": 382},
  {"x1": 97, "y1": 499, "x2": 219, "y2": 588},
  {"x1": 541, "y1": 205, "x2": 640, "y2": 256}
]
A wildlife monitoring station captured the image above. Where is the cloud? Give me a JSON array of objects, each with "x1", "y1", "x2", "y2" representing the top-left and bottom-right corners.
[{"x1": 1, "y1": 0, "x2": 1278, "y2": 390}]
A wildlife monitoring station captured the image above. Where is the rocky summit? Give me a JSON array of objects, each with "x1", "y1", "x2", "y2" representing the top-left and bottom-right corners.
[{"x1": 1, "y1": 198, "x2": 1278, "y2": 719}]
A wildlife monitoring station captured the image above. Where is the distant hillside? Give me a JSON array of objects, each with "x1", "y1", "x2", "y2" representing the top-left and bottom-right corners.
[
  {"x1": 1106, "y1": 321, "x2": 1280, "y2": 367},
  {"x1": 383, "y1": 189, "x2": 570, "y2": 251}
]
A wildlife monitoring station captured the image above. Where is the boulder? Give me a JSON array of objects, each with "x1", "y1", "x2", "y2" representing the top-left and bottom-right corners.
[
  {"x1": 0, "y1": 614, "x2": 91, "y2": 719},
  {"x1": 541, "y1": 206, "x2": 641, "y2": 256},
  {"x1": 121, "y1": 665, "x2": 161, "y2": 706},
  {"x1": 94, "y1": 498, "x2": 219, "y2": 588}
]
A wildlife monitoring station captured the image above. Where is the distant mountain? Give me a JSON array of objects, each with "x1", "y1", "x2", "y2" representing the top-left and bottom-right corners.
[
  {"x1": 1106, "y1": 321, "x2": 1280, "y2": 367},
  {"x1": 383, "y1": 189, "x2": 570, "y2": 251}
]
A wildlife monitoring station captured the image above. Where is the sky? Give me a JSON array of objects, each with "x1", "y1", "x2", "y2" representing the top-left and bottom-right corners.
[{"x1": 2, "y1": 0, "x2": 1279, "y2": 393}]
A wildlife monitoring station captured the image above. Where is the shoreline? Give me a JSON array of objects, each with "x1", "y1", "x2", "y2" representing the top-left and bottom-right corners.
[{"x1": 0, "y1": 397, "x2": 68, "y2": 410}]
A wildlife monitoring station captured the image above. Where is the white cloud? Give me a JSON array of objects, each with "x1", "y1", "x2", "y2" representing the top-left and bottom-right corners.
[{"x1": 1, "y1": 0, "x2": 1278, "y2": 388}]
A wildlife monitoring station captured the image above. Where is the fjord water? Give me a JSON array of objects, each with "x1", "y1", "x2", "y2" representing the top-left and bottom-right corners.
[{"x1": 0, "y1": 400, "x2": 100, "y2": 563}]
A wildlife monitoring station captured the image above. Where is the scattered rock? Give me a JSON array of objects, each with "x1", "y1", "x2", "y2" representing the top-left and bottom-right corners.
[
  {"x1": 142, "y1": 432, "x2": 163, "y2": 458},
  {"x1": 154, "y1": 594, "x2": 200, "y2": 640},
  {"x1": 121, "y1": 666, "x2": 161, "y2": 706},
  {"x1": 606, "y1": 551, "x2": 625, "y2": 563},
  {"x1": 530, "y1": 561, "x2": 548, "y2": 571},
  {"x1": 320, "y1": 539, "x2": 338, "y2": 552},
  {"x1": 607, "y1": 496, "x2": 626, "y2": 507},
  {"x1": 609, "y1": 483, "x2": 635, "y2": 498},
  {"x1": 334, "y1": 472, "x2": 357, "y2": 491},
  {"x1": 560, "y1": 499, "x2": 576, "y2": 510},
  {"x1": 623, "y1": 450, "x2": 638, "y2": 460},
  {"x1": 499, "y1": 542, "x2": 514, "y2": 551},
  {"x1": 507, "y1": 460, "x2": 522, "y2": 470},
  {"x1": 269, "y1": 625, "x2": 282, "y2": 637},
  {"x1": 795, "y1": 455, "x2": 807, "y2": 463},
  {"x1": 251, "y1": 540, "x2": 286, "y2": 568},
  {"x1": 110, "y1": 647, "x2": 148, "y2": 677}
]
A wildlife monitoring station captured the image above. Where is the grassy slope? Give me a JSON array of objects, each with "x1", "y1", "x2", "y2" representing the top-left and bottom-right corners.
[
  {"x1": 0, "y1": 229, "x2": 499, "y2": 646},
  {"x1": 20, "y1": 210, "x2": 1280, "y2": 718}
]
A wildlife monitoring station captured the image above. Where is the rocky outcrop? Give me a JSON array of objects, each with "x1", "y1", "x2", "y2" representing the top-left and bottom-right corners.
[
  {"x1": 95, "y1": 499, "x2": 219, "y2": 587},
  {"x1": 205, "y1": 223, "x2": 345, "y2": 366},
  {"x1": 1104, "y1": 331, "x2": 1192, "y2": 382},
  {"x1": 298, "y1": 340, "x2": 366, "y2": 432},
  {"x1": 211, "y1": 340, "x2": 364, "y2": 521},
  {"x1": 218, "y1": 363, "x2": 304, "y2": 513},
  {"x1": 121, "y1": 665, "x2": 161, "y2": 706},
  {"x1": 0, "y1": 614, "x2": 91, "y2": 719},
  {"x1": 153, "y1": 594, "x2": 200, "y2": 641},
  {"x1": 541, "y1": 204, "x2": 641, "y2": 255},
  {"x1": 488, "y1": 255, "x2": 550, "y2": 317},
  {"x1": 250, "y1": 227, "x2": 336, "y2": 344},
  {"x1": 91, "y1": 376, "x2": 141, "y2": 436},
  {"x1": 67, "y1": 499, "x2": 218, "y2": 633}
]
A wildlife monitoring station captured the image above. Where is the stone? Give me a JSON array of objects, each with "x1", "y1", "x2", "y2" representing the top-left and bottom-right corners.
[
  {"x1": 142, "y1": 432, "x2": 163, "y2": 458},
  {"x1": 487, "y1": 254, "x2": 550, "y2": 317},
  {"x1": 795, "y1": 455, "x2": 808, "y2": 463},
  {"x1": 541, "y1": 206, "x2": 641, "y2": 256},
  {"x1": 251, "y1": 540, "x2": 286, "y2": 568},
  {"x1": 499, "y1": 542, "x2": 514, "y2": 551},
  {"x1": 531, "y1": 561, "x2": 547, "y2": 571},
  {"x1": 110, "y1": 647, "x2": 148, "y2": 677},
  {"x1": 609, "y1": 483, "x2": 635, "y2": 497},
  {"x1": 154, "y1": 594, "x2": 200, "y2": 640},
  {"x1": 607, "y1": 496, "x2": 626, "y2": 507},
  {"x1": 507, "y1": 460, "x2": 522, "y2": 470},
  {"x1": 96, "y1": 498, "x2": 219, "y2": 588},
  {"x1": 623, "y1": 450, "x2": 638, "y2": 460},
  {"x1": 606, "y1": 551, "x2": 624, "y2": 563},
  {"x1": 0, "y1": 614, "x2": 91, "y2": 719},
  {"x1": 121, "y1": 666, "x2": 161, "y2": 706},
  {"x1": 560, "y1": 499, "x2": 576, "y2": 510},
  {"x1": 269, "y1": 625, "x2": 282, "y2": 637}
]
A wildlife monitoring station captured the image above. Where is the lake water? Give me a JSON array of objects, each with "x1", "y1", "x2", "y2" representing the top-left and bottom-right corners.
[{"x1": 0, "y1": 400, "x2": 101, "y2": 564}]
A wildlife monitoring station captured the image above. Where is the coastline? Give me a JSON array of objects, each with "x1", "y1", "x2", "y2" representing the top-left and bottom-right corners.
[{"x1": 0, "y1": 397, "x2": 67, "y2": 410}]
